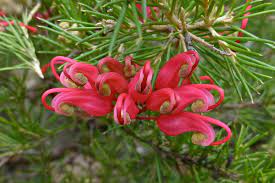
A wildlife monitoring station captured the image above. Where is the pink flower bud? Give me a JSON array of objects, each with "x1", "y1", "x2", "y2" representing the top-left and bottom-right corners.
[
  {"x1": 128, "y1": 61, "x2": 153, "y2": 104},
  {"x1": 66, "y1": 62, "x2": 99, "y2": 85},
  {"x1": 124, "y1": 56, "x2": 136, "y2": 78},
  {"x1": 97, "y1": 57, "x2": 124, "y2": 75},
  {"x1": 146, "y1": 88, "x2": 176, "y2": 114},
  {"x1": 157, "y1": 112, "x2": 232, "y2": 146},
  {"x1": 50, "y1": 56, "x2": 98, "y2": 88},
  {"x1": 114, "y1": 93, "x2": 139, "y2": 125},
  {"x1": 155, "y1": 51, "x2": 199, "y2": 89},
  {"x1": 41, "y1": 88, "x2": 113, "y2": 117},
  {"x1": 95, "y1": 72, "x2": 128, "y2": 96},
  {"x1": 173, "y1": 85, "x2": 215, "y2": 113},
  {"x1": 190, "y1": 84, "x2": 224, "y2": 111}
]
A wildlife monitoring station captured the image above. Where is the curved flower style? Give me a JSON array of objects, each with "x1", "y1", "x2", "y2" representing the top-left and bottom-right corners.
[
  {"x1": 157, "y1": 112, "x2": 231, "y2": 146},
  {"x1": 199, "y1": 76, "x2": 215, "y2": 85},
  {"x1": 128, "y1": 61, "x2": 153, "y2": 103},
  {"x1": 41, "y1": 88, "x2": 113, "y2": 117},
  {"x1": 114, "y1": 93, "x2": 139, "y2": 125},
  {"x1": 95, "y1": 72, "x2": 128, "y2": 96},
  {"x1": 50, "y1": 56, "x2": 99, "y2": 88},
  {"x1": 97, "y1": 57, "x2": 124, "y2": 76},
  {"x1": 155, "y1": 50, "x2": 200, "y2": 89}
]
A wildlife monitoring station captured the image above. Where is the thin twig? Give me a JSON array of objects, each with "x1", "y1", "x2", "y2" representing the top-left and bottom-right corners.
[
  {"x1": 27, "y1": 2, "x2": 41, "y2": 23},
  {"x1": 122, "y1": 127, "x2": 239, "y2": 180},
  {"x1": 188, "y1": 32, "x2": 232, "y2": 56},
  {"x1": 222, "y1": 102, "x2": 262, "y2": 109}
]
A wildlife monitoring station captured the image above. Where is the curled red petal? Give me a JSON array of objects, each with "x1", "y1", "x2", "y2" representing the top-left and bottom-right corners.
[
  {"x1": 157, "y1": 112, "x2": 216, "y2": 146},
  {"x1": 42, "y1": 88, "x2": 113, "y2": 117},
  {"x1": 183, "y1": 112, "x2": 232, "y2": 146},
  {"x1": 146, "y1": 88, "x2": 176, "y2": 113},
  {"x1": 128, "y1": 61, "x2": 153, "y2": 103},
  {"x1": 68, "y1": 62, "x2": 99, "y2": 85},
  {"x1": 114, "y1": 93, "x2": 139, "y2": 125},
  {"x1": 155, "y1": 51, "x2": 200, "y2": 89},
  {"x1": 97, "y1": 57, "x2": 124, "y2": 75},
  {"x1": 50, "y1": 56, "x2": 76, "y2": 80},
  {"x1": 60, "y1": 72, "x2": 93, "y2": 89},
  {"x1": 95, "y1": 72, "x2": 128, "y2": 96},
  {"x1": 173, "y1": 85, "x2": 212, "y2": 113},
  {"x1": 190, "y1": 84, "x2": 224, "y2": 110}
]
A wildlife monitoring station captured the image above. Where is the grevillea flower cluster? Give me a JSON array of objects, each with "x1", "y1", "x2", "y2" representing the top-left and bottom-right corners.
[{"x1": 42, "y1": 51, "x2": 232, "y2": 146}]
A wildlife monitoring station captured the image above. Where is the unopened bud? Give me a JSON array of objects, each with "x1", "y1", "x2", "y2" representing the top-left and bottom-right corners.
[
  {"x1": 160, "y1": 101, "x2": 171, "y2": 114},
  {"x1": 65, "y1": 78, "x2": 79, "y2": 88},
  {"x1": 191, "y1": 100, "x2": 205, "y2": 112},
  {"x1": 121, "y1": 111, "x2": 132, "y2": 125},
  {"x1": 124, "y1": 65, "x2": 136, "y2": 77},
  {"x1": 99, "y1": 83, "x2": 111, "y2": 96},
  {"x1": 74, "y1": 73, "x2": 88, "y2": 85},
  {"x1": 60, "y1": 103, "x2": 75, "y2": 115},
  {"x1": 179, "y1": 64, "x2": 190, "y2": 78},
  {"x1": 101, "y1": 65, "x2": 110, "y2": 73},
  {"x1": 59, "y1": 22, "x2": 70, "y2": 29},
  {"x1": 191, "y1": 133, "x2": 207, "y2": 145}
]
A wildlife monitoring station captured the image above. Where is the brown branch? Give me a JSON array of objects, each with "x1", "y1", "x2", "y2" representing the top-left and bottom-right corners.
[
  {"x1": 222, "y1": 102, "x2": 262, "y2": 109},
  {"x1": 122, "y1": 127, "x2": 239, "y2": 180}
]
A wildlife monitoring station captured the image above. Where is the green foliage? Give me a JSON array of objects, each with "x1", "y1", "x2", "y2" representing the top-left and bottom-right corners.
[{"x1": 0, "y1": 0, "x2": 274, "y2": 182}]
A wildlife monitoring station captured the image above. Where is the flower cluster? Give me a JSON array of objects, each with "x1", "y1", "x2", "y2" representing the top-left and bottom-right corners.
[{"x1": 42, "y1": 51, "x2": 232, "y2": 146}]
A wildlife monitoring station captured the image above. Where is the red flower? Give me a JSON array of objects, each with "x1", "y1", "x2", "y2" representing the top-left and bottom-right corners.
[
  {"x1": 50, "y1": 56, "x2": 99, "y2": 88},
  {"x1": 97, "y1": 57, "x2": 124, "y2": 76},
  {"x1": 173, "y1": 85, "x2": 214, "y2": 113},
  {"x1": 41, "y1": 88, "x2": 113, "y2": 117},
  {"x1": 41, "y1": 52, "x2": 232, "y2": 147},
  {"x1": 147, "y1": 83, "x2": 223, "y2": 114},
  {"x1": 95, "y1": 72, "x2": 128, "y2": 96},
  {"x1": 157, "y1": 112, "x2": 231, "y2": 146},
  {"x1": 64, "y1": 62, "x2": 99, "y2": 85},
  {"x1": 128, "y1": 61, "x2": 153, "y2": 104},
  {"x1": 155, "y1": 50, "x2": 200, "y2": 89},
  {"x1": 114, "y1": 93, "x2": 139, "y2": 125},
  {"x1": 146, "y1": 88, "x2": 176, "y2": 114},
  {"x1": 190, "y1": 84, "x2": 224, "y2": 111}
]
